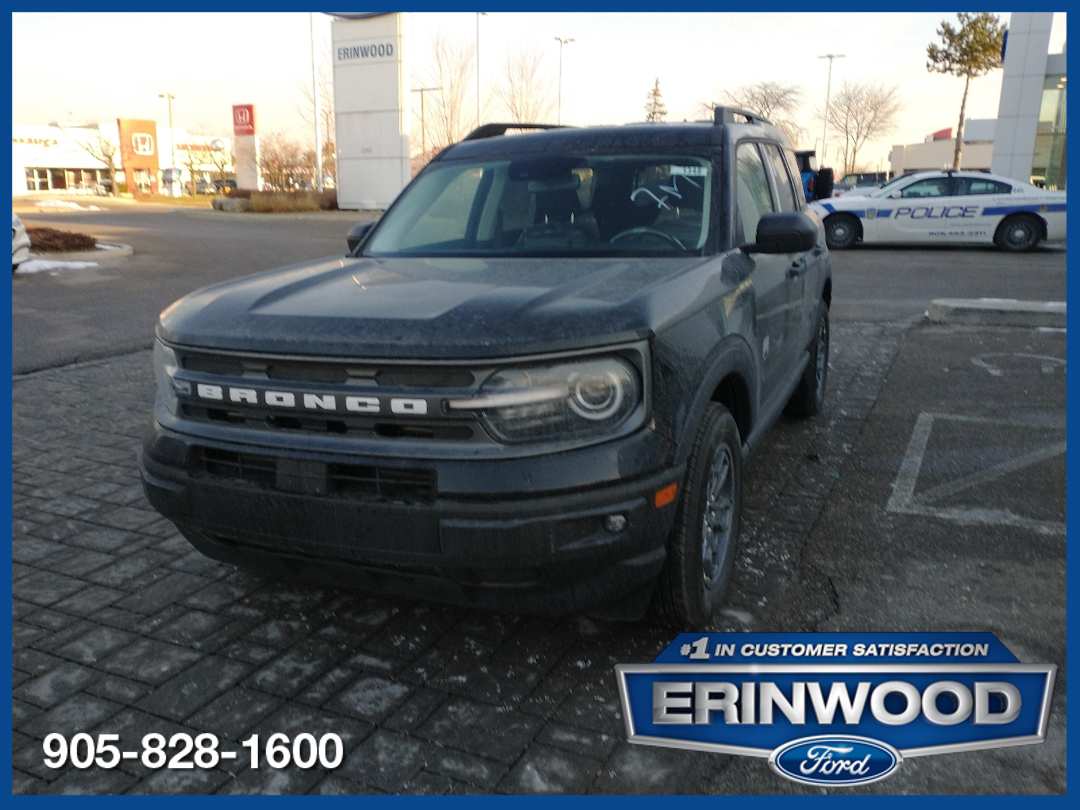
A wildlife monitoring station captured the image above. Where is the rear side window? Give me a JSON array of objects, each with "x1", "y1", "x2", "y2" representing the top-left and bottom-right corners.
[
  {"x1": 763, "y1": 143, "x2": 799, "y2": 212},
  {"x1": 734, "y1": 143, "x2": 775, "y2": 244},
  {"x1": 956, "y1": 177, "x2": 1012, "y2": 196}
]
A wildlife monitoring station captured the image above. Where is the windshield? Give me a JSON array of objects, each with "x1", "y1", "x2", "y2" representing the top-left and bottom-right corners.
[{"x1": 364, "y1": 154, "x2": 713, "y2": 258}]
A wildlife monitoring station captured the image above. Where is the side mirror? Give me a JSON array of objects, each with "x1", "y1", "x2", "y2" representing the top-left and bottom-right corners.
[
  {"x1": 744, "y1": 211, "x2": 818, "y2": 254},
  {"x1": 889, "y1": 191, "x2": 902, "y2": 199},
  {"x1": 347, "y1": 221, "x2": 377, "y2": 254}
]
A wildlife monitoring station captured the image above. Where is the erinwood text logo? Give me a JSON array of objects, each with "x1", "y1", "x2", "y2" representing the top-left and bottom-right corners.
[{"x1": 615, "y1": 633, "x2": 1056, "y2": 787}]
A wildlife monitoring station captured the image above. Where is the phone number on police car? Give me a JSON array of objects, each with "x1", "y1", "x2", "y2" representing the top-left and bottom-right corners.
[{"x1": 43, "y1": 732, "x2": 344, "y2": 770}]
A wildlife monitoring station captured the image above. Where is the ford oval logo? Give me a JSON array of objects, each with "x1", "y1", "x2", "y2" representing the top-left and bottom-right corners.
[{"x1": 769, "y1": 735, "x2": 902, "y2": 786}]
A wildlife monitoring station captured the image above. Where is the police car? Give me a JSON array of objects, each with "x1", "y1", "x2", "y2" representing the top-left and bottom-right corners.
[{"x1": 810, "y1": 170, "x2": 1066, "y2": 252}]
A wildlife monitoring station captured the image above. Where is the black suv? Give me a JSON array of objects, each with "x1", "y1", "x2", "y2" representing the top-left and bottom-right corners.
[{"x1": 140, "y1": 108, "x2": 832, "y2": 628}]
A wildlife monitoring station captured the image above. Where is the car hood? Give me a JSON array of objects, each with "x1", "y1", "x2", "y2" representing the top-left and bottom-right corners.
[{"x1": 158, "y1": 253, "x2": 725, "y2": 358}]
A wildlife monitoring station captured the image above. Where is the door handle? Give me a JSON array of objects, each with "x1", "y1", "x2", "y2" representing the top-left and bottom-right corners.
[{"x1": 788, "y1": 260, "x2": 807, "y2": 278}]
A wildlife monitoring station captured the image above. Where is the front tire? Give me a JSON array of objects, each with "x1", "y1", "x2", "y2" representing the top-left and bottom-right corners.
[
  {"x1": 654, "y1": 403, "x2": 742, "y2": 629},
  {"x1": 995, "y1": 214, "x2": 1042, "y2": 252},
  {"x1": 824, "y1": 214, "x2": 860, "y2": 250}
]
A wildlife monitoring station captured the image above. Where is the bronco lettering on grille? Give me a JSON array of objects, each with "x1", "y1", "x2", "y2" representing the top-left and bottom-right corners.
[{"x1": 192, "y1": 384, "x2": 429, "y2": 416}]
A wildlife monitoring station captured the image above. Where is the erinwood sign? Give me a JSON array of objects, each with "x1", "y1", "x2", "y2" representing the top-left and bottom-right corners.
[{"x1": 616, "y1": 633, "x2": 1056, "y2": 787}]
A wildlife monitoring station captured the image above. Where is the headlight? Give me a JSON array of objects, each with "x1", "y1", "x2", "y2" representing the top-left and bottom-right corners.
[
  {"x1": 153, "y1": 340, "x2": 187, "y2": 416},
  {"x1": 448, "y1": 357, "x2": 642, "y2": 443}
]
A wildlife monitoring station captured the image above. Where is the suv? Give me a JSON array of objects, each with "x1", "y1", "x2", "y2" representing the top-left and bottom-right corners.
[{"x1": 140, "y1": 108, "x2": 832, "y2": 628}]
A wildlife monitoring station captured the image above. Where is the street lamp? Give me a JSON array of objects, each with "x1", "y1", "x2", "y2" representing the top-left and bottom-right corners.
[
  {"x1": 476, "y1": 12, "x2": 488, "y2": 128},
  {"x1": 554, "y1": 37, "x2": 575, "y2": 126},
  {"x1": 411, "y1": 86, "x2": 441, "y2": 162},
  {"x1": 158, "y1": 92, "x2": 177, "y2": 196},
  {"x1": 311, "y1": 12, "x2": 323, "y2": 193},
  {"x1": 817, "y1": 54, "x2": 845, "y2": 165}
]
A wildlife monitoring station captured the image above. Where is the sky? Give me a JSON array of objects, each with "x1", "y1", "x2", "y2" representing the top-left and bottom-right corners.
[{"x1": 10, "y1": 12, "x2": 1068, "y2": 172}]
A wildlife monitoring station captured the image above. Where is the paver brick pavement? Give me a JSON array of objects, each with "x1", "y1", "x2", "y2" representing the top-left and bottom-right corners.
[{"x1": 16, "y1": 323, "x2": 1058, "y2": 794}]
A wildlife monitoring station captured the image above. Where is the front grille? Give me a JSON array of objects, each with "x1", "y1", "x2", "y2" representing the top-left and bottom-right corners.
[
  {"x1": 173, "y1": 348, "x2": 487, "y2": 443},
  {"x1": 178, "y1": 351, "x2": 475, "y2": 388},
  {"x1": 189, "y1": 447, "x2": 437, "y2": 503},
  {"x1": 183, "y1": 404, "x2": 475, "y2": 441}
]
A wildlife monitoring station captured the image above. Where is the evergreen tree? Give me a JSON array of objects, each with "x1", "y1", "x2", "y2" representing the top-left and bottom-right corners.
[
  {"x1": 927, "y1": 12, "x2": 1006, "y2": 169},
  {"x1": 644, "y1": 78, "x2": 667, "y2": 122}
]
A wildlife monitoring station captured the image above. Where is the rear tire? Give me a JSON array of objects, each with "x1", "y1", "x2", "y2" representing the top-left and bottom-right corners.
[
  {"x1": 785, "y1": 301, "x2": 830, "y2": 417},
  {"x1": 654, "y1": 403, "x2": 742, "y2": 629},
  {"x1": 824, "y1": 214, "x2": 859, "y2": 249},
  {"x1": 995, "y1": 214, "x2": 1042, "y2": 252}
]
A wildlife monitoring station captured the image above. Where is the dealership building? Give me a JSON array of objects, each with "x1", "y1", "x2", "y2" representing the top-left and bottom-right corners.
[{"x1": 11, "y1": 120, "x2": 232, "y2": 197}]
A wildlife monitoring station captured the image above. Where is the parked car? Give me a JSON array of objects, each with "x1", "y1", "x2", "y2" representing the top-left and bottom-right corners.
[
  {"x1": 141, "y1": 109, "x2": 833, "y2": 628},
  {"x1": 195, "y1": 180, "x2": 217, "y2": 195},
  {"x1": 833, "y1": 172, "x2": 889, "y2": 196},
  {"x1": 811, "y1": 169, "x2": 1066, "y2": 252},
  {"x1": 12, "y1": 213, "x2": 31, "y2": 272}
]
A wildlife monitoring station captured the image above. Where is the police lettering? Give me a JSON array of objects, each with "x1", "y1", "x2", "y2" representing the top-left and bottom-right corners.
[
  {"x1": 652, "y1": 680, "x2": 1021, "y2": 726},
  {"x1": 893, "y1": 205, "x2": 978, "y2": 219}
]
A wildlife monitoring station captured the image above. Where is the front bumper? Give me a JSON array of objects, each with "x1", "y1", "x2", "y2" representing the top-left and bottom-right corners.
[{"x1": 140, "y1": 421, "x2": 683, "y2": 616}]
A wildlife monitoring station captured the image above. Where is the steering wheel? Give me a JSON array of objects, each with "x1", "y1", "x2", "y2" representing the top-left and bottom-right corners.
[{"x1": 608, "y1": 227, "x2": 686, "y2": 250}]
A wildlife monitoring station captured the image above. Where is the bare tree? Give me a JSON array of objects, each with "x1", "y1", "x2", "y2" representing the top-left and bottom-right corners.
[
  {"x1": 493, "y1": 45, "x2": 555, "y2": 123},
  {"x1": 927, "y1": 12, "x2": 1005, "y2": 169},
  {"x1": 257, "y1": 133, "x2": 306, "y2": 191},
  {"x1": 823, "y1": 81, "x2": 902, "y2": 175},
  {"x1": 724, "y1": 81, "x2": 804, "y2": 146},
  {"x1": 208, "y1": 143, "x2": 233, "y2": 192},
  {"x1": 644, "y1": 78, "x2": 667, "y2": 122},
  {"x1": 60, "y1": 124, "x2": 119, "y2": 196},
  {"x1": 295, "y1": 46, "x2": 337, "y2": 183},
  {"x1": 423, "y1": 31, "x2": 475, "y2": 148}
]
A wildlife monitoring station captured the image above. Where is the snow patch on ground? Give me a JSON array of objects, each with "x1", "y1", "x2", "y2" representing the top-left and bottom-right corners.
[
  {"x1": 15, "y1": 259, "x2": 99, "y2": 275},
  {"x1": 33, "y1": 200, "x2": 103, "y2": 211}
]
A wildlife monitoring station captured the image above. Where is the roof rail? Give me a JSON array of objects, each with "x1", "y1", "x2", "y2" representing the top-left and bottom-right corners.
[
  {"x1": 712, "y1": 106, "x2": 773, "y2": 127},
  {"x1": 461, "y1": 123, "x2": 567, "y2": 141}
]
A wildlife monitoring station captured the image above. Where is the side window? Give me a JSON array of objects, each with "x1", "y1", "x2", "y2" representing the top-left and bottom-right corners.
[
  {"x1": 956, "y1": 177, "x2": 1012, "y2": 196},
  {"x1": 899, "y1": 178, "x2": 953, "y2": 199},
  {"x1": 735, "y1": 143, "x2": 775, "y2": 244},
  {"x1": 763, "y1": 143, "x2": 799, "y2": 212}
]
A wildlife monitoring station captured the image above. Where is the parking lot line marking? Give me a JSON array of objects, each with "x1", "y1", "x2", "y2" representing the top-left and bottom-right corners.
[{"x1": 887, "y1": 412, "x2": 1066, "y2": 536}]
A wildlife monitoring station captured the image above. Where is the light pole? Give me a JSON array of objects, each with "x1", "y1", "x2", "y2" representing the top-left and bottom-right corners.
[
  {"x1": 158, "y1": 92, "x2": 177, "y2": 196},
  {"x1": 554, "y1": 37, "x2": 574, "y2": 125},
  {"x1": 476, "y1": 12, "x2": 488, "y2": 128},
  {"x1": 311, "y1": 12, "x2": 323, "y2": 193},
  {"x1": 817, "y1": 54, "x2": 844, "y2": 165},
  {"x1": 411, "y1": 87, "x2": 441, "y2": 163}
]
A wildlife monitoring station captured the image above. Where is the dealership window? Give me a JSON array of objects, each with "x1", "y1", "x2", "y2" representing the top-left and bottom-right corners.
[
  {"x1": 25, "y1": 168, "x2": 48, "y2": 192},
  {"x1": 1033, "y1": 74, "x2": 1066, "y2": 190}
]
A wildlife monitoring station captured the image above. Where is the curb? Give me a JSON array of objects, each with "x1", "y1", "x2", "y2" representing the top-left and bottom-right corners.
[
  {"x1": 928, "y1": 298, "x2": 1066, "y2": 328},
  {"x1": 28, "y1": 242, "x2": 134, "y2": 262}
]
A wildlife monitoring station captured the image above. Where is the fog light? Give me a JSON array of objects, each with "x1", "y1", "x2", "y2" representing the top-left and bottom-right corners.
[{"x1": 604, "y1": 514, "x2": 627, "y2": 533}]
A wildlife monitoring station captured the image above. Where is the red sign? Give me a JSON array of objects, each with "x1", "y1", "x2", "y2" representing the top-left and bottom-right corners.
[
  {"x1": 116, "y1": 118, "x2": 160, "y2": 194},
  {"x1": 931, "y1": 128, "x2": 953, "y2": 141},
  {"x1": 233, "y1": 105, "x2": 256, "y2": 136}
]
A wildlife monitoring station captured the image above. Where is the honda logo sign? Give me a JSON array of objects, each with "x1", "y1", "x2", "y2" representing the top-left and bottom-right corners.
[
  {"x1": 233, "y1": 104, "x2": 256, "y2": 136},
  {"x1": 131, "y1": 133, "x2": 155, "y2": 156}
]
